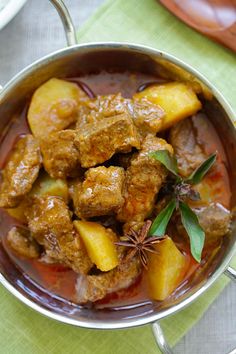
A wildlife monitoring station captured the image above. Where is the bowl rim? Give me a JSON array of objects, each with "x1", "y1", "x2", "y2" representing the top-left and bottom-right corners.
[{"x1": 0, "y1": 41, "x2": 235, "y2": 329}]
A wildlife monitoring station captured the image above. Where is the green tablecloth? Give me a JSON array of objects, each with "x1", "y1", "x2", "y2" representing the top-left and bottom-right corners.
[
  {"x1": 1, "y1": 0, "x2": 236, "y2": 353},
  {"x1": 78, "y1": 0, "x2": 236, "y2": 113}
]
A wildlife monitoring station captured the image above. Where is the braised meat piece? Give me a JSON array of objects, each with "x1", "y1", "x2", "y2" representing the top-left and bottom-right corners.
[
  {"x1": 76, "y1": 94, "x2": 125, "y2": 129},
  {"x1": 0, "y1": 135, "x2": 41, "y2": 208},
  {"x1": 40, "y1": 130, "x2": 80, "y2": 179},
  {"x1": 131, "y1": 98, "x2": 164, "y2": 134},
  {"x1": 117, "y1": 135, "x2": 173, "y2": 222},
  {"x1": 7, "y1": 226, "x2": 41, "y2": 258},
  {"x1": 195, "y1": 203, "x2": 231, "y2": 245},
  {"x1": 76, "y1": 256, "x2": 141, "y2": 303},
  {"x1": 176, "y1": 203, "x2": 231, "y2": 246},
  {"x1": 76, "y1": 93, "x2": 164, "y2": 135},
  {"x1": 72, "y1": 166, "x2": 125, "y2": 218},
  {"x1": 26, "y1": 196, "x2": 92, "y2": 274},
  {"x1": 75, "y1": 113, "x2": 140, "y2": 168},
  {"x1": 169, "y1": 118, "x2": 206, "y2": 177}
]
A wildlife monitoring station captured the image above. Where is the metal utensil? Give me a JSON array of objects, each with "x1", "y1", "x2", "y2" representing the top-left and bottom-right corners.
[{"x1": 0, "y1": 1, "x2": 235, "y2": 353}]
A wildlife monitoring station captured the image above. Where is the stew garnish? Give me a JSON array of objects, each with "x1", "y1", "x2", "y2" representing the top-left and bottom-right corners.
[
  {"x1": 115, "y1": 220, "x2": 166, "y2": 269},
  {"x1": 149, "y1": 151, "x2": 217, "y2": 262}
]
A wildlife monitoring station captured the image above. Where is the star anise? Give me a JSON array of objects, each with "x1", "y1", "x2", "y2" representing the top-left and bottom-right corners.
[{"x1": 115, "y1": 220, "x2": 166, "y2": 269}]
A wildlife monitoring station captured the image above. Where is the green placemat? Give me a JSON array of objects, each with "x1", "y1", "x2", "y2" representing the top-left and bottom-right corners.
[
  {"x1": 78, "y1": 0, "x2": 236, "y2": 113},
  {"x1": 1, "y1": 1, "x2": 236, "y2": 353}
]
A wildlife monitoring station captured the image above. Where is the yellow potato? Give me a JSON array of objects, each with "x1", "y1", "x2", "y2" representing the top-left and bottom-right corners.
[
  {"x1": 74, "y1": 220, "x2": 118, "y2": 272},
  {"x1": 6, "y1": 173, "x2": 68, "y2": 222},
  {"x1": 154, "y1": 59, "x2": 213, "y2": 100},
  {"x1": 30, "y1": 172, "x2": 69, "y2": 202},
  {"x1": 134, "y1": 82, "x2": 201, "y2": 131},
  {"x1": 147, "y1": 237, "x2": 187, "y2": 301},
  {"x1": 28, "y1": 78, "x2": 88, "y2": 139}
]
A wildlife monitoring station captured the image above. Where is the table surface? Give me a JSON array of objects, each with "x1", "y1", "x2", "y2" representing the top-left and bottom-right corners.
[{"x1": 0, "y1": 1, "x2": 235, "y2": 353}]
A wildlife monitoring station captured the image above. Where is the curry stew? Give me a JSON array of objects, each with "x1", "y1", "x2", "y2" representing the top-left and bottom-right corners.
[{"x1": 0, "y1": 71, "x2": 231, "y2": 306}]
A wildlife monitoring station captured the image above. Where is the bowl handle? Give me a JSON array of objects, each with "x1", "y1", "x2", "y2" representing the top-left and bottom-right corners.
[
  {"x1": 49, "y1": 0, "x2": 77, "y2": 46},
  {"x1": 224, "y1": 266, "x2": 236, "y2": 282},
  {"x1": 152, "y1": 321, "x2": 174, "y2": 354}
]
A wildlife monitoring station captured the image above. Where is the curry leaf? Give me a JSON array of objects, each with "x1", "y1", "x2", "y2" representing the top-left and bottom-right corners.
[
  {"x1": 179, "y1": 201, "x2": 205, "y2": 263},
  {"x1": 149, "y1": 199, "x2": 176, "y2": 237},
  {"x1": 149, "y1": 150, "x2": 180, "y2": 179},
  {"x1": 186, "y1": 153, "x2": 217, "y2": 185}
]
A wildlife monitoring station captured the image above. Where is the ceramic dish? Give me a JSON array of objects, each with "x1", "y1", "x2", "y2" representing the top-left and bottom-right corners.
[{"x1": 0, "y1": 0, "x2": 27, "y2": 31}]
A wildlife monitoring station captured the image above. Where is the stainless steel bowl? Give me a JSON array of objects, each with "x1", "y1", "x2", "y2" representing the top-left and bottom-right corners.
[{"x1": 0, "y1": 1, "x2": 235, "y2": 353}]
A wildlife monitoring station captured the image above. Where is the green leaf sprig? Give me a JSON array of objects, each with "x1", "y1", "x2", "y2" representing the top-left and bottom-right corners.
[{"x1": 149, "y1": 150, "x2": 217, "y2": 262}]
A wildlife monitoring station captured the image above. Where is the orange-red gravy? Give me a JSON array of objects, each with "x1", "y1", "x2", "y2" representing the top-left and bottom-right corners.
[{"x1": 0, "y1": 71, "x2": 231, "y2": 307}]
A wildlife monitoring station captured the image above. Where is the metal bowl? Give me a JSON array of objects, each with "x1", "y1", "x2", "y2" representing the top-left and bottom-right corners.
[{"x1": 0, "y1": 1, "x2": 235, "y2": 352}]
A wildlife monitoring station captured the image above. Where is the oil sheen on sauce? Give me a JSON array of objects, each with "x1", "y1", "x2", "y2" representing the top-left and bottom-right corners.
[{"x1": 0, "y1": 71, "x2": 231, "y2": 309}]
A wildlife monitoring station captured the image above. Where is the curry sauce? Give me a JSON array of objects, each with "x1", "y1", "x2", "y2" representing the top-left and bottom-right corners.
[{"x1": 0, "y1": 71, "x2": 231, "y2": 309}]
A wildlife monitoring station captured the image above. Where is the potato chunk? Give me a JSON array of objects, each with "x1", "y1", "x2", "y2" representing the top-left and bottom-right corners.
[
  {"x1": 28, "y1": 78, "x2": 88, "y2": 139},
  {"x1": 30, "y1": 172, "x2": 69, "y2": 201},
  {"x1": 6, "y1": 173, "x2": 68, "y2": 222},
  {"x1": 147, "y1": 237, "x2": 187, "y2": 301},
  {"x1": 0, "y1": 135, "x2": 41, "y2": 208},
  {"x1": 74, "y1": 220, "x2": 118, "y2": 272},
  {"x1": 134, "y1": 82, "x2": 201, "y2": 130}
]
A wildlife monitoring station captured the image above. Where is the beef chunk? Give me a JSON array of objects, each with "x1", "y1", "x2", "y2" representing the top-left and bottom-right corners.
[
  {"x1": 176, "y1": 203, "x2": 231, "y2": 246},
  {"x1": 7, "y1": 226, "x2": 40, "y2": 258},
  {"x1": 76, "y1": 93, "x2": 164, "y2": 135},
  {"x1": 169, "y1": 118, "x2": 206, "y2": 177},
  {"x1": 195, "y1": 203, "x2": 231, "y2": 244},
  {"x1": 26, "y1": 196, "x2": 72, "y2": 244},
  {"x1": 40, "y1": 130, "x2": 80, "y2": 178},
  {"x1": 0, "y1": 135, "x2": 41, "y2": 208},
  {"x1": 26, "y1": 196, "x2": 92, "y2": 274},
  {"x1": 72, "y1": 166, "x2": 125, "y2": 218},
  {"x1": 117, "y1": 135, "x2": 173, "y2": 222},
  {"x1": 76, "y1": 94, "x2": 125, "y2": 129},
  {"x1": 131, "y1": 98, "x2": 164, "y2": 134},
  {"x1": 75, "y1": 114, "x2": 140, "y2": 168},
  {"x1": 75, "y1": 256, "x2": 141, "y2": 303}
]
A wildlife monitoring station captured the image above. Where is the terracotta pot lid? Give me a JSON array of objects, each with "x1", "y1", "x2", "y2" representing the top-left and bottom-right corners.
[{"x1": 159, "y1": 0, "x2": 236, "y2": 52}]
